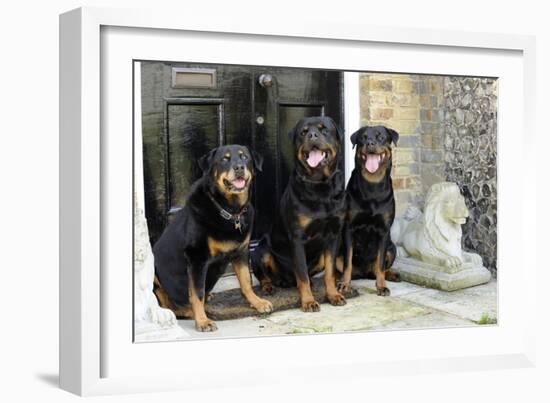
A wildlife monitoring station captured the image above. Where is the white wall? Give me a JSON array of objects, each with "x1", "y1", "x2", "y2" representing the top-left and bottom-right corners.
[
  {"x1": 1, "y1": 0, "x2": 548, "y2": 402},
  {"x1": 344, "y1": 72, "x2": 361, "y2": 182}
]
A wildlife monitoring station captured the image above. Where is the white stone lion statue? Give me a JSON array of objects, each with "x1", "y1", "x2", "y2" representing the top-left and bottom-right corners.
[
  {"x1": 391, "y1": 182, "x2": 483, "y2": 269},
  {"x1": 134, "y1": 196, "x2": 181, "y2": 333}
]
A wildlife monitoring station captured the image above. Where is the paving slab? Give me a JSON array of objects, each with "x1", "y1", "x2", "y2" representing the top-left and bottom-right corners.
[
  {"x1": 163, "y1": 276, "x2": 497, "y2": 341},
  {"x1": 374, "y1": 311, "x2": 474, "y2": 330},
  {"x1": 395, "y1": 280, "x2": 497, "y2": 323},
  {"x1": 256, "y1": 291, "x2": 428, "y2": 335}
]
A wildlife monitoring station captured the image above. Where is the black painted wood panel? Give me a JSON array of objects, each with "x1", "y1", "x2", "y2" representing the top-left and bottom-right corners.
[{"x1": 140, "y1": 61, "x2": 343, "y2": 244}]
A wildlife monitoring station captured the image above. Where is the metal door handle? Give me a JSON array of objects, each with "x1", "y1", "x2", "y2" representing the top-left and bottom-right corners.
[{"x1": 258, "y1": 73, "x2": 273, "y2": 88}]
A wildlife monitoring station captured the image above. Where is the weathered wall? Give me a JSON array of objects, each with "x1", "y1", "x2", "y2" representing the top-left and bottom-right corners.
[
  {"x1": 359, "y1": 73, "x2": 498, "y2": 274},
  {"x1": 443, "y1": 77, "x2": 498, "y2": 274}
]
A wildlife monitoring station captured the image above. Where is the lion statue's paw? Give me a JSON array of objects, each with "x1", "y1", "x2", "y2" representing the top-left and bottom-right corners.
[
  {"x1": 444, "y1": 256, "x2": 463, "y2": 269},
  {"x1": 150, "y1": 306, "x2": 177, "y2": 327},
  {"x1": 464, "y1": 252, "x2": 483, "y2": 266}
]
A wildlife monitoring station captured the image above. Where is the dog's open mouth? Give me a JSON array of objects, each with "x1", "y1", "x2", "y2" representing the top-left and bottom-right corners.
[
  {"x1": 360, "y1": 152, "x2": 386, "y2": 173},
  {"x1": 223, "y1": 177, "x2": 248, "y2": 192},
  {"x1": 304, "y1": 148, "x2": 330, "y2": 168}
]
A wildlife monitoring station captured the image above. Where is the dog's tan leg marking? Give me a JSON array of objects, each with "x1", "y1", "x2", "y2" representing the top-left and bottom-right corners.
[
  {"x1": 232, "y1": 258, "x2": 273, "y2": 314},
  {"x1": 189, "y1": 284, "x2": 217, "y2": 332},
  {"x1": 374, "y1": 249, "x2": 390, "y2": 296},
  {"x1": 338, "y1": 243, "x2": 353, "y2": 293},
  {"x1": 295, "y1": 275, "x2": 320, "y2": 312},
  {"x1": 324, "y1": 250, "x2": 346, "y2": 306}
]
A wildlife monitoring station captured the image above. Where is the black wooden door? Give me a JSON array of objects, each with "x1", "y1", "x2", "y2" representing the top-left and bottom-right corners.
[{"x1": 140, "y1": 61, "x2": 343, "y2": 244}]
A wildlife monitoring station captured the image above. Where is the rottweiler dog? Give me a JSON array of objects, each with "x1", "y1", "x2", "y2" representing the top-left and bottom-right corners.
[
  {"x1": 152, "y1": 144, "x2": 273, "y2": 332},
  {"x1": 251, "y1": 116, "x2": 347, "y2": 312},
  {"x1": 337, "y1": 125, "x2": 401, "y2": 296}
]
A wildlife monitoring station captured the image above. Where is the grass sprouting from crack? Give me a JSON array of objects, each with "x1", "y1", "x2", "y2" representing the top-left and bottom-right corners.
[{"x1": 477, "y1": 313, "x2": 497, "y2": 325}]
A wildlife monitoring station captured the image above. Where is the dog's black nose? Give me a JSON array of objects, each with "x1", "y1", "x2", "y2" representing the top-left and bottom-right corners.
[
  {"x1": 366, "y1": 139, "x2": 376, "y2": 146},
  {"x1": 307, "y1": 131, "x2": 319, "y2": 140},
  {"x1": 234, "y1": 164, "x2": 245, "y2": 173}
]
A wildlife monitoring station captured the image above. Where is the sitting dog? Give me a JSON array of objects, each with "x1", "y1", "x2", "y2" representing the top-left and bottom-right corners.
[
  {"x1": 153, "y1": 145, "x2": 273, "y2": 332},
  {"x1": 251, "y1": 116, "x2": 347, "y2": 312},
  {"x1": 337, "y1": 125, "x2": 401, "y2": 296}
]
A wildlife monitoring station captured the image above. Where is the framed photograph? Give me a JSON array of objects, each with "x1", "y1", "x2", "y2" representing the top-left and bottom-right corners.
[{"x1": 59, "y1": 6, "x2": 536, "y2": 396}]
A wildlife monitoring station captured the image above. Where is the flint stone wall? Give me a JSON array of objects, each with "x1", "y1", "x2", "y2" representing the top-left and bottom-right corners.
[{"x1": 443, "y1": 77, "x2": 498, "y2": 275}]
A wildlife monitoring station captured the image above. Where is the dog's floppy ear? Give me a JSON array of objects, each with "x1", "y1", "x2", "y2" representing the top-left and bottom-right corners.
[
  {"x1": 247, "y1": 147, "x2": 264, "y2": 172},
  {"x1": 326, "y1": 117, "x2": 344, "y2": 142},
  {"x1": 350, "y1": 128, "x2": 364, "y2": 149},
  {"x1": 386, "y1": 127, "x2": 399, "y2": 145},
  {"x1": 335, "y1": 125, "x2": 345, "y2": 142},
  {"x1": 198, "y1": 147, "x2": 217, "y2": 173}
]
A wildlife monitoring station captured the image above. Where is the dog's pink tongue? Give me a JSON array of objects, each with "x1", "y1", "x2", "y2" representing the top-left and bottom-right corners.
[
  {"x1": 365, "y1": 154, "x2": 380, "y2": 173},
  {"x1": 307, "y1": 150, "x2": 324, "y2": 168},
  {"x1": 232, "y1": 178, "x2": 246, "y2": 189}
]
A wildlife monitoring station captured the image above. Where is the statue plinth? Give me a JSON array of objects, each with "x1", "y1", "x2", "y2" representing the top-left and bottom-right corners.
[{"x1": 393, "y1": 256, "x2": 491, "y2": 291}]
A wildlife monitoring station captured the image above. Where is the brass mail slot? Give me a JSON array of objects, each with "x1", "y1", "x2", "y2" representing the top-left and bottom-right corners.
[{"x1": 171, "y1": 67, "x2": 217, "y2": 88}]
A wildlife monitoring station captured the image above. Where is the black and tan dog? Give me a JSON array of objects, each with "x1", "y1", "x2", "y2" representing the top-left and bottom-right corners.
[
  {"x1": 337, "y1": 125, "x2": 401, "y2": 296},
  {"x1": 153, "y1": 145, "x2": 273, "y2": 332},
  {"x1": 251, "y1": 116, "x2": 347, "y2": 312}
]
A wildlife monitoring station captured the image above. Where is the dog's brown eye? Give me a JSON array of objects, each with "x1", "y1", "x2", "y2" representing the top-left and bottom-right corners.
[{"x1": 240, "y1": 154, "x2": 247, "y2": 160}]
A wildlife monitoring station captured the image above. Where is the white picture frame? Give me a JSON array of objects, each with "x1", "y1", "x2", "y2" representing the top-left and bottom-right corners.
[{"x1": 59, "y1": 6, "x2": 537, "y2": 396}]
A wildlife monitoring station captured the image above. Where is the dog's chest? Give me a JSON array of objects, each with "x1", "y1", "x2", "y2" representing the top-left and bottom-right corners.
[
  {"x1": 207, "y1": 234, "x2": 249, "y2": 259},
  {"x1": 301, "y1": 214, "x2": 343, "y2": 241},
  {"x1": 349, "y1": 209, "x2": 391, "y2": 233}
]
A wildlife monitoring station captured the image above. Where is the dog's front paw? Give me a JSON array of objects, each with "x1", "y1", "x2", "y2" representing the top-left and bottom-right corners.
[
  {"x1": 376, "y1": 287, "x2": 391, "y2": 297},
  {"x1": 336, "y1": 281, "x2": 351, "y2": 293},
  {"x1": 327, "y1": 292, "x2": 347, "y2": 306},
  {"x1": 301, "y1": 300, "x2": 320, "y2": 312},
  {"x1": 252, "y1": 298, "x2": 273, "y2": 314},
  {"x1": 195, "y1": 319, "x2": 218, "y2": 332}
]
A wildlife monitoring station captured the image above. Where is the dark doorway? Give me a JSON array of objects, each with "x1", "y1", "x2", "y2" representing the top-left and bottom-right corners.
[{"x1": 139, "y1": 61, "x2": 344, "y2": 244}]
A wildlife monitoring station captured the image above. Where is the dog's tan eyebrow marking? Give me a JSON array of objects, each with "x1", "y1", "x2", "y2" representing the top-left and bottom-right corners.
[{"x1": 224, "y1": 153, "x2": 230, "y2": 158}]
